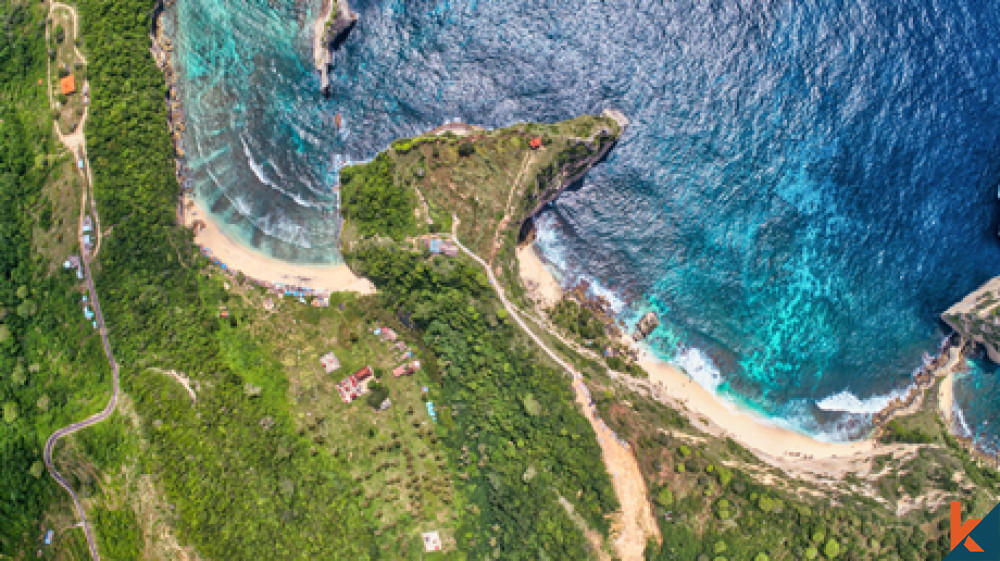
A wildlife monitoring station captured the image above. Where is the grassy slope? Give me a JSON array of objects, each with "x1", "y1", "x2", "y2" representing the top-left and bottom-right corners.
[
  {"x1": 0, "y1": 0, "x2": 119, "y2": 555},
  {"x1": 14, "y1": 0, "x2": 998, "y2": 560}
]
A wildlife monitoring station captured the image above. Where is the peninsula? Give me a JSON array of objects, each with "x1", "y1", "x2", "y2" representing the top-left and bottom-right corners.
[{"x1": 5, "y1": 0, "x2": 1000, "y2": 560}]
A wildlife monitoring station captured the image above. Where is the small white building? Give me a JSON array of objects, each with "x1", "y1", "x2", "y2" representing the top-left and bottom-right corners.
[
  {"x1": 81, "y1": 215, "x2": 93, "y2": 233},
  {"x1": 422, "y1": 531, "x2": 442, "y2": 552},
  {"x1": 319, "y1": 351, "x2": 341, "y2": 373}
]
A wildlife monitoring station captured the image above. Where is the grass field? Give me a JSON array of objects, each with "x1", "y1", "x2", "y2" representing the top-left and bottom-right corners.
[{"x1": 228, "y1": 284, "x2": 461, "y2": 558}]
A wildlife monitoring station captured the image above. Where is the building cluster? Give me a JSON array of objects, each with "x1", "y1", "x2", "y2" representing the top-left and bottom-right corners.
[
  {"x1": 425, "y1": 237, "x2": 459, "y2": 257},
  {"x1": 336, "y1": 365, "x2": 375, "y2": 403}
]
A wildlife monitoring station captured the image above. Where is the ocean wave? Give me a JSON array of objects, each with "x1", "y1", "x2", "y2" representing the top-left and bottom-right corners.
[
  {"x1": 672, "y1": 346, "x2": 724, "y2": 394},
  {"x1": 954, "y1": 405, "x2": 974, "y2": 439},
  {"x1": 239, "y1": 134, "x2": 332, "y2": 210},
  {"x1": 814, "y1": 387, "x2": 910, "y2": 415}
]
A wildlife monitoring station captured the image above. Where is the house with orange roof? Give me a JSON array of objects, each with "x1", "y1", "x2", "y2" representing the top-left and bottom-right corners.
[{"x1": 60, "y1": 74, "x2": 76, "y2": 96}]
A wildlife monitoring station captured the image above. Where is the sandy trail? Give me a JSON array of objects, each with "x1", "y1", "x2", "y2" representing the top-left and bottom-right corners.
[
  {"x1": 939, "y1": 370, "x2": 955, "y2": 431},
  {"x1": 453, "y1": 219, "x2": 659, "y2": 561}
]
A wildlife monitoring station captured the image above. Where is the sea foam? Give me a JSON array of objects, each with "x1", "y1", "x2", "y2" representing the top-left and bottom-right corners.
[
  {"x1": 814, "y1": 387, "x2": 910, "y2": 416},
  {"x1": 672, "y1": 346, "x2": 724, "y2": 394}
]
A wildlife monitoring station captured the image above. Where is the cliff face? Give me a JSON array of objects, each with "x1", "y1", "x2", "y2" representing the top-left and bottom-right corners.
[
  {"x1": 322, "y1": 0, "x2": 358, "y2": 52},
  {"x1": 522, "y1": 109, "x2": 626, "y2": 221},
  {"x1": 942, "y1": 276, "x2": 1000, "y2": 362}
]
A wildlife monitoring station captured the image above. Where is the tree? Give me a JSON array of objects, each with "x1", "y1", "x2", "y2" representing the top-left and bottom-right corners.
[
  {"x1": 655, "y1": 487, "x2": 673, "y2": 508},
  {"x1": 805, "y1": 547, "x2": 818, "y2": 560},
  {"x1": 366, "y1": 382, "x2": 389, "y2": 410},
  {"x1": 458, "y1": 142, "x2": 475, "y2": 157},
  {"x1": 823, "y1": 539, "x2": 840, "y2": 559}
]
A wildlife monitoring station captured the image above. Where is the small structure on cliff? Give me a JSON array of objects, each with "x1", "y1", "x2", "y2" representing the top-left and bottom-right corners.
[
  {"x1": 632, "y1": 311, "x2": 660, "y2": 341},
  {"x1": 942, "y1": 276, "x2": 1000, "y2": 362}
]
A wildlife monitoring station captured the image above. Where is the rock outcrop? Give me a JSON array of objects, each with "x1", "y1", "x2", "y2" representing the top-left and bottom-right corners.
[
  {"x1": 522, "y1": 108, "x2": 626, "y2": 220},
  {"x1": 632, "y1": 311, "x2": 660, "y2": 341},
  {"x1": 942, "y1": 276, "x2": 1000, "y2": 362},
  {"x1": 317, "y1": 0, "x2": 357, "y2": 96},
  {"x1": 322, "y1": 0, "x2": 358, "y2": 52}
]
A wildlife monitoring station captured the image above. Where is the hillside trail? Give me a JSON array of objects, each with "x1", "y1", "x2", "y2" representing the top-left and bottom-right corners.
[
  {"x1": 452, "y1": 216, "x2": 659, "y2": 561},
  {"x1": 46, "y1": 1, "x2": 102, "y2": 258},
  {"x1": 42, "y1": 3, "x2": 120, "y2": 561}
]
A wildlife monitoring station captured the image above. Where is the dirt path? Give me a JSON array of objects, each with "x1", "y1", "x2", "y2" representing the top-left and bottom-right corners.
[
  {"x1": 489, "y1": 151, "x2": 533, "y2": 263},
  {"x1": 46, "y1": 1, "x2": 102, "y2": 259},
  {"x1": 452, "y1": 217, "x2": 659, "y2": 561},
  {"x1": 43, "y1": 4, "x2": 119, "y2": 560}
]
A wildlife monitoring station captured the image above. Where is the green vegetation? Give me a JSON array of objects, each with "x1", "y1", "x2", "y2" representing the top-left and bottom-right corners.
[
  {"x1": 94, "y1": 505, "x2": 142, "y2": 560},
  {"x1": 0, "y1": 0, "x2": 113, "y2": 552},
  {"x1": 880, "y1": 418, "x2": 935, "y2": 444},
  {"x1": 551, "y1": 297, "x2": 606, "y2": 341},
  {"x1": 234, "y1": 289, "x2": 462, "y2": 557},
  {"x1": 68, "y1": 0, "x2": 379, "y2": 558},
  {"x1": 340, "y1": 152, "x2": 416, "y2": 240},
  {"x1": 348, "y1": 243, "x2": 618, "y2": 558},
  {"x1": 588, "y1": 376, "x2": 999, "y2": 561},
  {"x1": 5, "y1": 0, "x2": 999, "y2": 558}
]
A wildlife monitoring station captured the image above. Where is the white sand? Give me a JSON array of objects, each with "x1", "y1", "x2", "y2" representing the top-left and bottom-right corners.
[
  {"x1": 635, "y1": 355, "x2": 891, "y2": 478},
  {"x1": 182, "y1": 196, "x2": 374, "y2": 295},
  {"x1": 515, "y1": 237, "x2": 918, "y2": 478},
  {"x1": 516, "y1": 242, "x2": 563, "y2": 309},
  {"x1": 938, "y1": 370, "x2": 955, "y2": 431}
]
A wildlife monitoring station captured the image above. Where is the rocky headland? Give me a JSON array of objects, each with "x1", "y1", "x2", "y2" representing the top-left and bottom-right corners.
[
  {"x1": 942, "y1": 276, "x2": 1000, "y2": 362},
  {"x1": 314, "y1": 0, "x2": 358, "y2": 95}
]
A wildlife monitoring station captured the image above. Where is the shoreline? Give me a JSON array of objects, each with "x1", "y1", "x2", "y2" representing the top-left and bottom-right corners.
[
  {"x1": 516, "y1": 242, "x2": 563, "y2": 309},
  {"x1": 635, "y1": 354, "x2": 880, "y2": 476},
  {"x1": 516, "y1": 238, "x2": 985, "y2": 474},
  {"x1": 181, "y1": 195, "x2": 375, "y2": 295}
]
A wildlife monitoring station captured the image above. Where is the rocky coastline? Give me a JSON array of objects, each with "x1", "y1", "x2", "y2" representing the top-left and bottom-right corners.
[
  {"x1": 942, "y1": 276, "x2": 1000, "y2": 363},
  {"x1": 521, "y1": 109, "x2": 627, "y2": 222},
  {"x1": 315, "y1": 0, "x2": 358, "y2": 96},
  {"x1": 148, "y1": 0, "x2": 194, "y2": 226}
]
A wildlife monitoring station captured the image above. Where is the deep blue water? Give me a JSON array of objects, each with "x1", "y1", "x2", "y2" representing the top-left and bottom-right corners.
[{"x1": 168, "y1": 0, "x2": 1000, "y2": 442}]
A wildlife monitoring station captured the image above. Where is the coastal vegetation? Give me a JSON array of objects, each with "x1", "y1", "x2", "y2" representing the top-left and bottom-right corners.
[
  {"x1": 347, "y1": 242, "x2": 618, "y2": 558},
  {"x1": 0, "y1": 0, "x2": 114, "y2": 552},
  {"x1": 4, "y1": 0, "x2": 1000, "y2": 559}
]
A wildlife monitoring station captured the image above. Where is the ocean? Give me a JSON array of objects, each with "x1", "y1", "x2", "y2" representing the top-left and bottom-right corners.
[{"x1": 166, "y1": 0, "x2": 1000, "y2": 448}]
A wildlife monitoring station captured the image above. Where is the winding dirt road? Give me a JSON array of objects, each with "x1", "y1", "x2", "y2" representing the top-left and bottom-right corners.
[
  {"x1": 42, "y1": 4, "x2": 119, "y2": 560},
  {"x1": 451, "y1": 216, "x2": 659, "y2": 561}
]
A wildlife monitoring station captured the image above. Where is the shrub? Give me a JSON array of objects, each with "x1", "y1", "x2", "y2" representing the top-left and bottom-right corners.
[
  {"x1": 655, "y1": 487, "x2": 673, "y2": 508},
  {"x1": 823, "y1": 538, "x2": 840, "y2": 559},
  {"x1": 457, "y1": 142, "x2": 475, "y2": 157}
]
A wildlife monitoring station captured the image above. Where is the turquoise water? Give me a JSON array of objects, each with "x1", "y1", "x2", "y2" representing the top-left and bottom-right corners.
[{"x1": 168, "y1": 0, "x2": 1000, "y2": 444}]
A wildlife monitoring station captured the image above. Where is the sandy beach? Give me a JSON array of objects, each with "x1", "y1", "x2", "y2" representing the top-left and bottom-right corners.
[
  {"x1": 635, "y1": 355, "x2": 885, "y2": 477},
  {"x1": 938, "y1": 370, "x2": 955, "y2": 431},
  {"x1": 516, "y1": 242, "x2": 563, "y2": 309},
  {"x1": 182, "y1": 195, "x2": 374, "y2": 295},
  {"x1": 516, "y1": 238, "x2": 909, "y2": 478}
]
